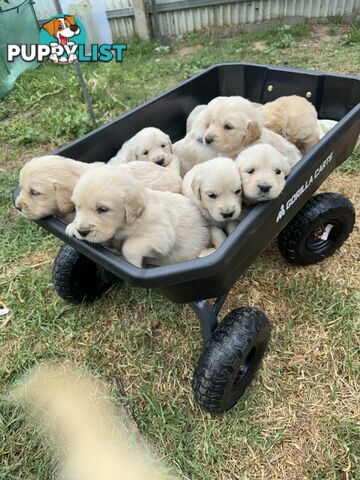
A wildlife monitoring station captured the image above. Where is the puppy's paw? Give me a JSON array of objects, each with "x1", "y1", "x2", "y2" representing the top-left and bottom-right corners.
[
  {"x1": 65, "y1": 223, "x2": 77, "y2": 237},
  {"x1": 210, "y1": 226, "x2": 227, "y2": 249}
]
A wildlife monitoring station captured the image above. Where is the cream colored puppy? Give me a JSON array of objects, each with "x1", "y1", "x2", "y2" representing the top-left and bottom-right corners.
[
  {"x1": 236, "y1": 144, "x2": 291, "y2": 204},
  {"x1": 15, "y1": 155, "x2": 92, "y2": 223},
  {"x1": 66, "y1": 167, "x2": 209, "y2": 267},
  {"x1": 182, "y1": 157, "x2": 242, "y2": 248},
  {"x1": 203, "y1": 96, "x2": 263, "y2": 158},
  {"x1": 203, "y1": 96, "x2": 302, "y2": 166},
  {"x1": 108, "y1": 127, "x2": 180, "y2": 172},
  {"x1": 259, "y1": 95, "x2": 319, "y2": 154},
  {"x1": 15, "y1": 156, "x2": 182, "y2": 223},
  {"x1": 174, "y1": 106, "x2": 215, "y2": 176}
]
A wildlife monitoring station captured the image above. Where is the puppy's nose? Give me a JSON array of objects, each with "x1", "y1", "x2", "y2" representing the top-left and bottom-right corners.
[
  {"x1": 156, "y1": 158, "x2": 165, "y2": 166},
  {"x1": 15, "y1": 204, "x2": 22, "y2": 212},
  {"x1": 259, "y1": 185, "x2": 271, "y2": 193},
  {"x1": 205, "y1": 136, "x2": 214, "y2": 145},
  {"x1": 70, "y1": 25, "x2": 79, "y2": 32},
  {"x1": 77, "y1": 229, "x2": 90, "y2": 238},
  {"x1": 222, "y1": 211, "x2": 234, "y2": 219}
]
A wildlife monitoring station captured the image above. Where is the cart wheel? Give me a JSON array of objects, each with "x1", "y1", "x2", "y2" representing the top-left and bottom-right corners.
[
  {"x1": 278, "y1": 193, "x2": 355, "y2": 265},
  {"x1": 192, "y1": 307, "x2": 271, "y2": 413},
  {"x1": 52, "y1": 244, "x2": 115, "y2": 304}
]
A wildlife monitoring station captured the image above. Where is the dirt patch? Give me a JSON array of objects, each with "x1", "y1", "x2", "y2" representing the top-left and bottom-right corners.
[
  {"x1": 309, "y1": 24, "x2": 348, "y2": 43},
  {"x1": 253, "y1": 41, "x2": 267, "y2": 51},
  {"x1": 177, "y1": 45, "x2": 202, "y2": 57}
]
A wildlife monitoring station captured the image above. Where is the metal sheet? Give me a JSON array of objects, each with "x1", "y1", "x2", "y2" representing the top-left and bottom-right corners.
[{"x1": 33, "y1": 0, "x2": 360, "y2": 38}]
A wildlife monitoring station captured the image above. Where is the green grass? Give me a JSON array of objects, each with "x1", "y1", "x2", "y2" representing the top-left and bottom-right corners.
[
  {"x1": 1, "y1": 24, "x2": 359, "y2": 480},
  {"x1": 343, "y1": 24, "x2": 360, "y2": 45}
]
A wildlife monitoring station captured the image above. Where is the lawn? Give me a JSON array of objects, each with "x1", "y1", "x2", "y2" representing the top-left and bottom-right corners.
[{"x1": 0, "y1": 23, "x2": 359, "y2": 480}]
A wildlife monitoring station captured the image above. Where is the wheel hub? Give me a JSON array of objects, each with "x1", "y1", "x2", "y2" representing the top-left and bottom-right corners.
[{"x1": 307, "y1": 221, "x2": 338, "y2": 252}]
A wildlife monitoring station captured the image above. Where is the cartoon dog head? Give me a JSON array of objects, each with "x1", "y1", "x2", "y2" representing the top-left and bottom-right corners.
[{"x1": 42, "y1": 16, "x2": 80, "y2": 45}]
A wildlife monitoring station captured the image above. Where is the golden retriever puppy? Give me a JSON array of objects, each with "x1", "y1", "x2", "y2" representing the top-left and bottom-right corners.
[
  {"x1": 15, "y1": 155, "x2": 91, "y2": 223},
  {"x1": 202, "y1": 96, "x2": 302, "y2": 166},
  {"x1": 182, "y1": 157, "x2": 242, "y2": 248},
  {"x1": 259, "y1": 95, "x2": 319, "y2": 154},
  {"x1": 108, "y1": 127, "x2": 180, "y2": 172},
  {"x1": 12, "y1": 363, "x2": 179, "y2": 480},
  {"x1": 16, "y1": 157, "x2": 182, "y2": 223},
  {"x1": 235, "y1": 144, "x2": 291, "y2": 204},
  {"x1": 66, "y1": 167, "x2": 209, "y2": 267},
  {"x1": 202, "y1": 96, "x2": 263, "y2": 158}
]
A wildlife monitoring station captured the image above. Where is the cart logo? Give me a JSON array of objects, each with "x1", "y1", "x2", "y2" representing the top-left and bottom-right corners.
[
  {"x1": 276, "y1": 151, "x2": 334, "y2": 223},
  {"x1": 276, "y1": 204, "x2": 286, "y2": 223},
  {"x1": 7, "y1": 14, "x2": 127, "y2": 64}
]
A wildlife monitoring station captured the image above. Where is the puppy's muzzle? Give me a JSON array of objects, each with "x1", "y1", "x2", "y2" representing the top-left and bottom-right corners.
[
  {"x1": 222, "y1": 211, "x2": 235, "y2": 219},
  {"x1": 258, "y1": 184, "x2": 272, "y2": 193},
  {"x1": 77, "y1": 228, "x2": 90, "y2": 238},
  {"x1": 205, "y1": 136, "x2": 214, "y2": 145},
  {"x1": 156, "y1": 158, "x2": 165, "y2": 166}
]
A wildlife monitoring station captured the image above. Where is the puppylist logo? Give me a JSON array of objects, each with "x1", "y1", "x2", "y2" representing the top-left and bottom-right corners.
[{"x1": 7, "y1": 14, "x2": 127, "y2": 64}]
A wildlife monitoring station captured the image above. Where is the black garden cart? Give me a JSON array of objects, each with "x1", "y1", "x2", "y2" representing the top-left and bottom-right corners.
[{"x1": 17, "y1": 63, "x2": 359, "y2": 413}]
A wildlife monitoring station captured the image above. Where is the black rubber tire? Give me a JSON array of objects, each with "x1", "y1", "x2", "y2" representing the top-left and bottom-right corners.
[
  {"x1": 52, "y1": 244, "x2": 115, "y2": 304},
  {"x1": 278, "y1": 193, "x2": 355, "y2": 265},
  {"x1": 192, "y1": 307, "x2": 271, "y2": 414}
]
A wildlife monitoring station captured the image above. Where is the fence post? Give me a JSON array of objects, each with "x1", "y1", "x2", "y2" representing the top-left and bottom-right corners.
[
  {"x1": 150, "y1": 0, "x2": 161, "y2": 42},
  {"x1": 132, "y1": 0, "x2": 151, "y2": 40}
]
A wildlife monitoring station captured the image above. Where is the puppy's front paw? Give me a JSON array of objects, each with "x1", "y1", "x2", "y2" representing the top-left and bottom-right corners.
[
  {"x1": 210, "y1": 226, "x2": 227, "y2": 249},
  {"x1": 65, "y1": 223, "x2": 77, "y2": 237}
]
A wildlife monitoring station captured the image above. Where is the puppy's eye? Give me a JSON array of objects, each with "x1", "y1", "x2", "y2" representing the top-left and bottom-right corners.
[
  {"x1": 247, "y1": 168, "x2": 255, "y2": 174},
  {"x1": 97, "y1": 206, "x2": 108, "y2": 214},
  {"x1": 161, "y1": 144, "x2": 166, "y2": 148},
  {"x1": 235, "y1": 189, "x2": 241, "y2": 195},
  {"x1": 208, "y1": 193, "x2": 217, "y2": 199},
  {"x1": 224, "y1": 124, "x2": 233, "y2": 130},
  {"x1": 143, "y1": 150, "x2": 149, "y2": 155},
  {"x1": 30, "y1": 189, "x2": 40, "y2": 196},
  {"x1": 58, "y1": 25, "x2": 63, "y2": 30},
  {"x1": 275, "y1": 169, "x2": 281, "y2": 175}
]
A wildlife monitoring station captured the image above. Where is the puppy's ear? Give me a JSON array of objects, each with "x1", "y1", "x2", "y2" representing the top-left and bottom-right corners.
[
  {"x1": 42, "y1": 19, "x2": 58, "y2": 37},
  {"x1": 234, "y1": 158, "x2": 243, "y2": 176},
  {"x1": 243, "y1": 121, "x2": 262, "y2": 147},
  {"x1": 64, "y1": 15, "x2": 76, "y2": 25},
  {"x1": 124, "y1": 193, "x2": 145, "y2": 224},
  {"x1": 54, "y1": 183, "x2": 75, "y2": 216},
  {"x1": 190, "y1": 175, "x2": 202, "y2": 201},
  {"x1": 127, "y1": 145, "x2": 138, "y2": 162},
  {"x1": 167, "y1": 135, "x2": 173, "y2": 154},
  {"x1": 282, "y1": 158, "x2": 291, "y2": 177}
]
